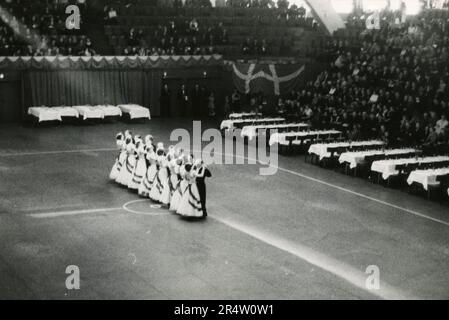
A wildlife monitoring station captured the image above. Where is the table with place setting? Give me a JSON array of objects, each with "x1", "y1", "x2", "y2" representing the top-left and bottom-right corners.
[
  {"x1": 241, "y1": 123, "x2": 310, "y2": 141},
  {"x1": 220, "y1": 117, "x2": 286, "y2": 131},
  {"x1": 407, "y1": 167, "x2": 449, "y2": 191},
  {"x1": 308, "y1": 140, "x2": 385, "y2": 161},
  {"x1": 228, "y1": 112, "x2": 262, "y2": 120},
  {"x1": 269, "y1": 130, "x2": 342, "y2": 147},
  {"x1": 371, "y1": 156, "x2": 449, "y2": 180},
  {"x1": 339, "y1": 148, "x2": 417, "y2": 170}
]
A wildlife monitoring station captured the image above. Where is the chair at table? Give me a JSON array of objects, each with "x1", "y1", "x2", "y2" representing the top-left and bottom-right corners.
[{"x1": 437, "y1": 174, "x2": 449, "y2": 196}]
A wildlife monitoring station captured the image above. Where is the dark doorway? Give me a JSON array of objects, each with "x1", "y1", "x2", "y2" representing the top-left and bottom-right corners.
[{"x1": 0, "y1": 80, "x2": 22, "y2": 124}]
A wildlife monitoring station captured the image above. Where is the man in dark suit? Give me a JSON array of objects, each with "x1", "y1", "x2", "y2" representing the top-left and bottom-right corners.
[
  {"x1": 160, "y1": 84, "x2": 171, "y2": 118},
  {"x1": 177, "y1": 84, "x2": 189, "y2": 117},
  {"x1": 191, "y1": 83, "x2": 203, "y2": 118}
]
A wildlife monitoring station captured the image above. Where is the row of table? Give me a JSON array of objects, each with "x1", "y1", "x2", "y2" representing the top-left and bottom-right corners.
[
  {"x1": 220, "y1": 117, "x2": 286, "y2": 131},
  {"x1": 269, "y1": 130, "x2": 343, "y2": 146},
  {"x1": 221, "y1": 115, "x2": 449, "y2": 197},
  {"x1": 28, "y1": 104, "x2": 151, "y2": 122},
  {"x1": 371, "y1": 156, "x2": 449, "y2": 180},
  {"x1": 228, "y1": 112, "x2": 262, "y2": 120},
  {"x1": 307, "y1": 140, "x2": 449, "y2": 195},
  {"x1": 339, "y1": 148, "x2": 418, "y2": 170},
  {"x1": 308, "y1": 140, "x2": 385, "y2": 161},
  {"x1": 241, "y1": 123, "x2": 310, "y2": 140}
]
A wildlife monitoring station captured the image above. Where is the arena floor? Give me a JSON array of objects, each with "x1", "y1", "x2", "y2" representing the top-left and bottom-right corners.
[{"x1": 1, "y1": 118, "x2": 448, "y2": 300}]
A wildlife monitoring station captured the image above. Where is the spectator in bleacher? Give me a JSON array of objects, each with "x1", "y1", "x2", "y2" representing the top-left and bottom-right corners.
[
  {"x1": 242, "y1": 37, "x2": 252, "y2": 54},
  {"x1": 436, "y1": 114, "x2": 449, "y2": 136},
  {"x1": 231, "y1": 89, "x2": 241, "y2": 112},
  {"x1": 127, "y1": 28, "x2": 139, "y2": 47},
  {"x1": 189, "y1": 18, "x2": 199, "y2": 34},
  {"x1": 105, "y1": 6, "x2": 118, "y2": 24}
]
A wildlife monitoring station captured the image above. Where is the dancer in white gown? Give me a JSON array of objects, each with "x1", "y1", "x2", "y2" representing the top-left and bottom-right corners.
[
  {"x1": 128, "y1": 139, "x2": 147, "y2": 190},
  {"x1": 109, "y1": 132, "x2": 125, "y2": 180},
  {"x1": 169, "y1": 160, "x2": 189, "y2": 212},
  {"x1": 138, "y1": 143, "x2": 158, "y2": 197},
  {"x1": 176, "y1": 159, "x2": 204, "y2": 218},
  {"x1": 110, "y1": 133, "x2": 211, "y2": 219},
  {"x1": 168, "y1": 155, "x2": 181, "y2": 202},
  {"x1": 116, "y1": 137, "x2": 136, "y2": 186},
  {"x1": 149, "y1": 144, "x2": 169, "y2": 203}
]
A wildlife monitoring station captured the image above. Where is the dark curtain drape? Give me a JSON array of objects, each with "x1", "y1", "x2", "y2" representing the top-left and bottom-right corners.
[{"x1": 24, "y1": 70, "x2": 163, "y2": 116}]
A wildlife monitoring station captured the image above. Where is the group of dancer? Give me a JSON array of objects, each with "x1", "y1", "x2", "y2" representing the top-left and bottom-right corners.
[{"x1": 109, "y1": 130, "x2": 211, "y2": 219}]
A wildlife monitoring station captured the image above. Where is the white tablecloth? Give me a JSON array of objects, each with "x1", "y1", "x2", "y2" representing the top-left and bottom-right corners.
[
  {"x1": 241, "y1": 123, "x2": 310, "y2": 140},
  {"x1": 220, "y1": 118, "x2": 285, "y2": 131},
  {"x1": 28, "y1": 107, "x2": 62, "y2": 122},
  {"x1": 371, "y1": 156, "x2": 449, "y2": 180},
  {"x1": 118, "y1": 104, "x2": 151, "y2": 119},
  {"x1": 96, "y1": 105, "x2": 122, "y2": 117},
  {"x1": 339, "y1": 148, "x2": 416, "y2": 169},
  {"x1": 52, "y1": 107, "x2": 79, "y2": 118},
  {"x1": 269, "y1": 130, "x2": 342, "y2": 146},
  {"x1": 73, "y1": 106, "x2": 105, "y2": 120},
  {"x1": 228, "y1": 112, "x2": 261, "y2": 119},
  {"x1": 407, "y1": 168, "x2": 449, "y2": 190},
  {"x1": 308, "y1": 140, "x2": 384, "y2": 161}
]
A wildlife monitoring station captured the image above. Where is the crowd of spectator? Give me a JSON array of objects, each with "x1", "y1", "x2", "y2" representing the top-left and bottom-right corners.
[
  {"x1": 104, "y1": 0, "x2": 311, "y2": 56},
  {"x1": 119, "y1": 19, "x2": 229, "y2": 56},
  {"x1": 230, "y1": 8, "x2": 449, "y2": 150},
  {"x1": 0, "y1": 0, "x2": 95, "y2": 56},
  {"x1": 285, "y1": 8, "x2": 449, "y2": 148}
]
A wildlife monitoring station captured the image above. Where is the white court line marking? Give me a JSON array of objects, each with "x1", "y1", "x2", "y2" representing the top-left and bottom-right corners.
[
  {"x1": 205, "y1": 149, "x2": 449, "y2": 228},
  {"x1": 28, "y1": 207, "x2": 122, "y2": 218},
  {"x1": 122, "y1": 199, "x2": 169, "y2": 216},
  {"x1": 0, "y1": 148, "x2": 116, "y2": 157},
  {"x1": 274, "y1": 165, "x2": 449, "y2": 227},
  {"x1": 26, "y1": 201, "x2": 418, "y2": 299},
  {"x1": 212, "y1": 215, "x2": 417, "y2": 300}
]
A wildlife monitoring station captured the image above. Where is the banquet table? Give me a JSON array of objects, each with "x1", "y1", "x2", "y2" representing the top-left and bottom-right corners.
[
  {"x1": 241, "y1": 123, "x2": 310, "y2": 141},
  {"x1": 73, "y1": 106, "x2": 105, "y2": 120},
  {"x1": 371, "y1": 156, "x2": 449, "y2": 180},
  {"x1": 220, "y1": 118, "x2": 285, "y2": 131},
  {"x1": 118, "y1": 104, "x2": 151, "y2": 119},
  {"x1": 407, "y1": 168, "x2": 449, "y2": 190},
  {"x1": 96, "y1": 105, "x2": 123, "y2": 117},
  {"x1": 28, "y1": 107, "x2": 62, "y2": 122},
  {"x1": 308, "y1": 140, "x2": 385, "y2": 161},
  {"x1": 52, "y1": 106, "x2": 79, "y2": 118},
  {"x1": 269, "y1": 130, "x2": 342, "y2": 146},
  {"x1": 228, "y1": 112, "x2": 262, "y2": 120},
  {"x1": 339, "y1": 148, "x2": 417, "y2": 170}
]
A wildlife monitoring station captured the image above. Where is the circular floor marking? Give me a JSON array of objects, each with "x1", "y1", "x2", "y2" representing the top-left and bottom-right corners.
[{"x1": 122, "y1": 199, "x2": 169, "y2": 216}]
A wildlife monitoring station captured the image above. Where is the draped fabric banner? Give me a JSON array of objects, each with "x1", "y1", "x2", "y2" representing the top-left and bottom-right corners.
[
  {"x1": 231, "y1": 63, "x2": 305, "y2": 95},
  {"x1": 0, "y1": 55, "x2": 223, "y2": 70}
]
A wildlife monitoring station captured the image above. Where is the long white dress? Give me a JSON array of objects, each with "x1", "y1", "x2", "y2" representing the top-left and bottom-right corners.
[
  {"x1": 138, "y1": 151, "x2": 158, "y2": 197},
  {"x1": 116, "y1": 143, "x2": 136, "y2": 186},
  {"x1": 149, "y1": 158, "x2": 170, "y2": 204},
  {"x1": 169, "y1": 160, "x2": 180, "y2": 198},
  {"x1": 176, "y1": 170, "x2": 203, "y2": 217},
  {"x1": 169, "y1": 166, "x2": 189, "y2": 212},
  {"x1": 128, "y1": 143, "x2": 147, "y2": 190},
  {"x1": 109, "y1": 138, "x2": 125, "y2": 180}
]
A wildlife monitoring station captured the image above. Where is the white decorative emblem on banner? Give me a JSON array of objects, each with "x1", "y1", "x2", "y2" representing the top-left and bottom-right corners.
[{"x1": 233, "y1": 63, "x2": 305, "y2": 95}]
